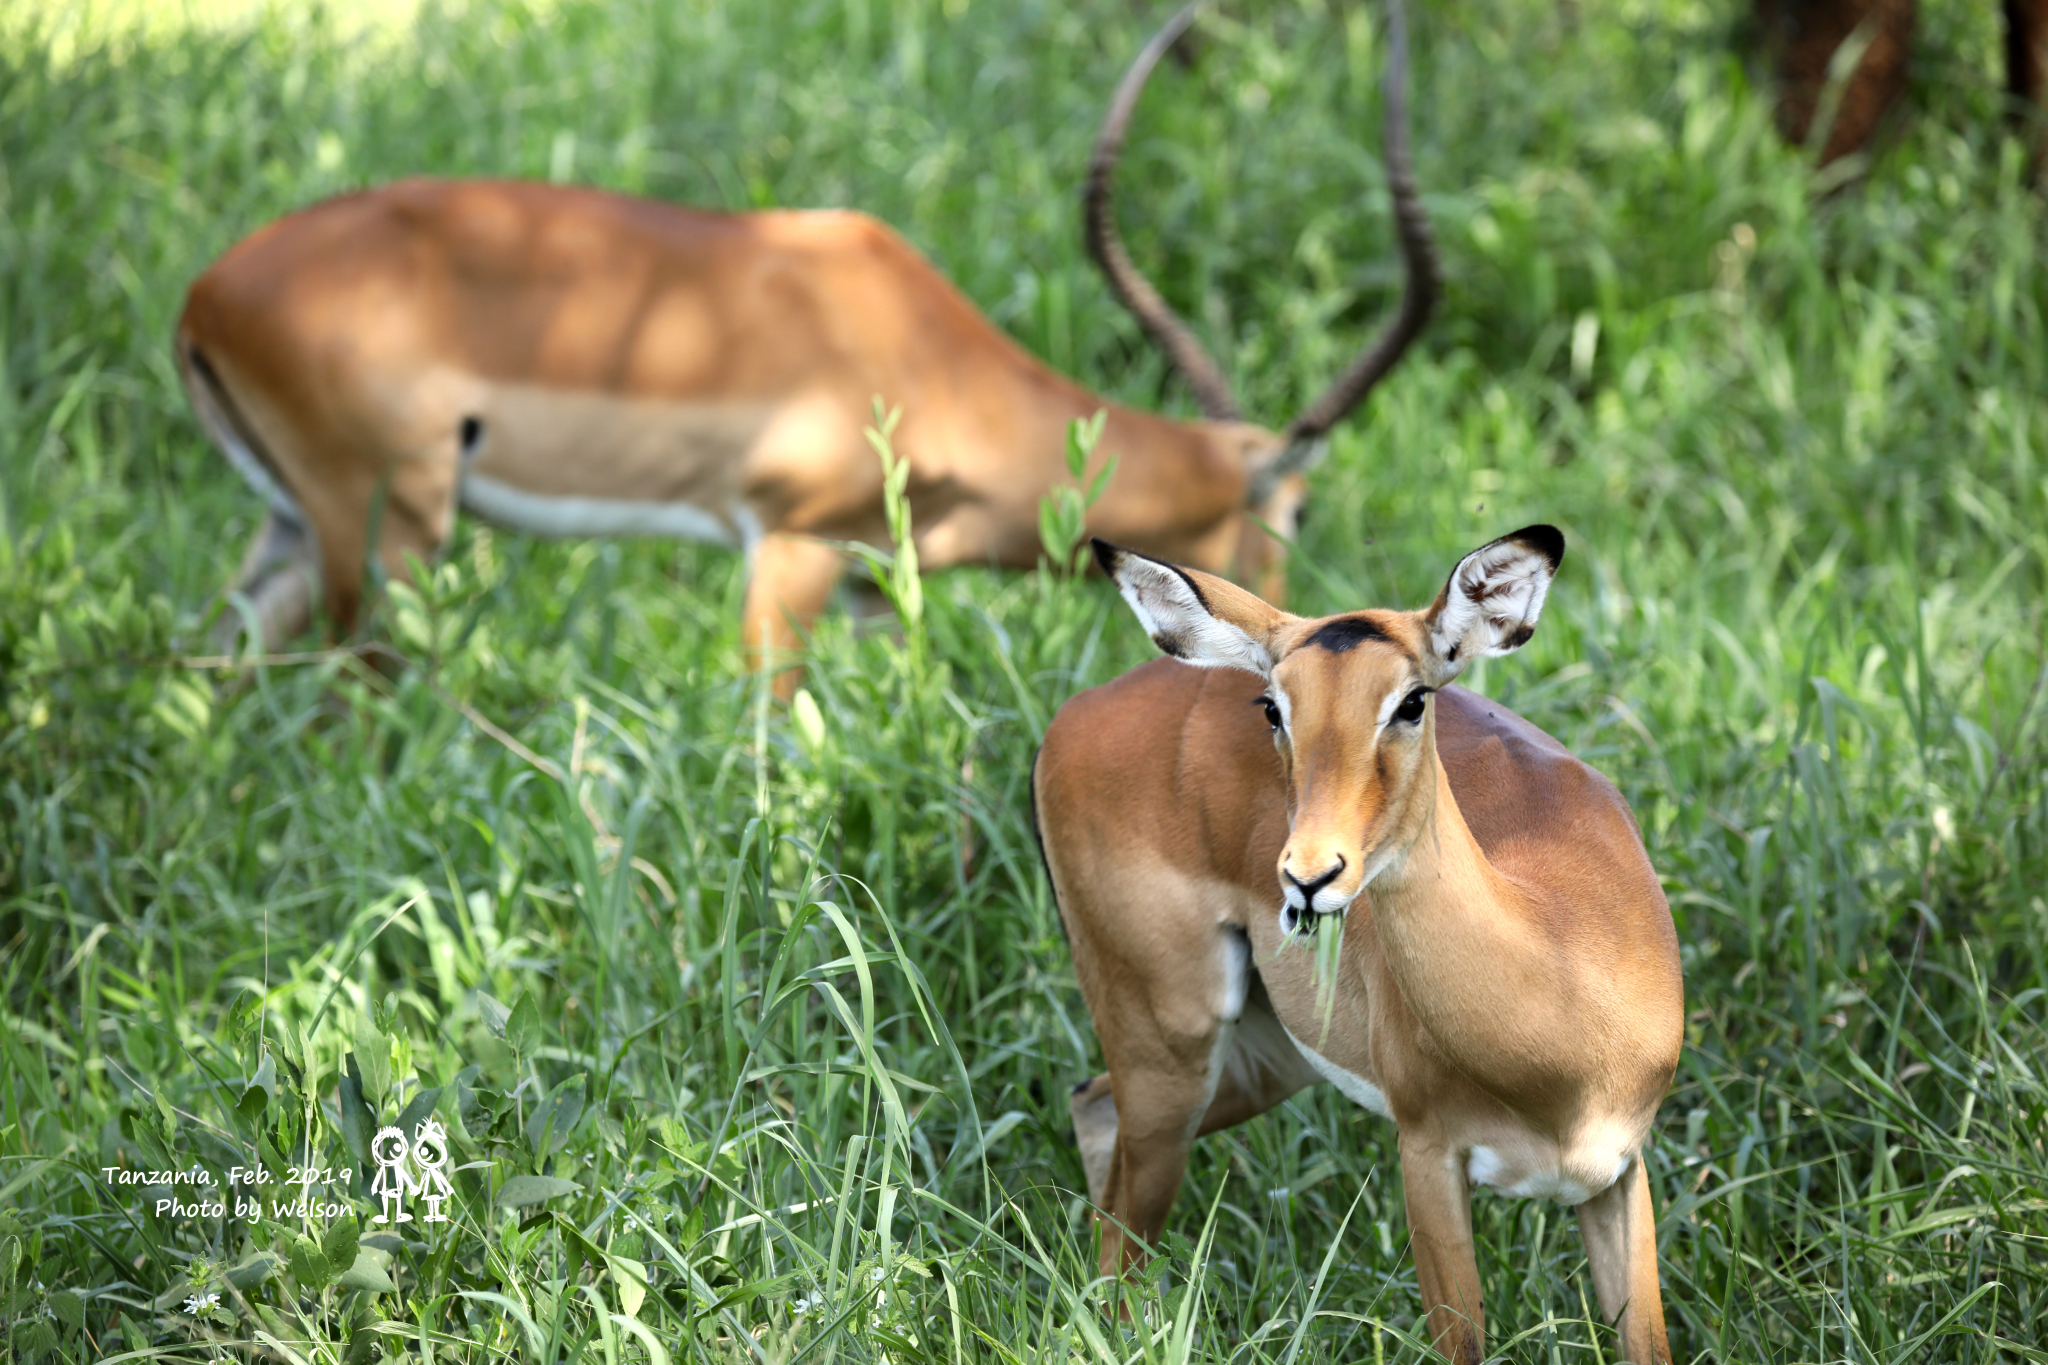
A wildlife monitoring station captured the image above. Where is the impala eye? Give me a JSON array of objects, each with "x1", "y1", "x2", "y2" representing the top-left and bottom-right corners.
[
  {"x1": 1256, "y1": 696, "x2": 1284, "y2": 731},
  {"x1": 1393, "y1": 688, "x2": 1429, "y2": 724}
]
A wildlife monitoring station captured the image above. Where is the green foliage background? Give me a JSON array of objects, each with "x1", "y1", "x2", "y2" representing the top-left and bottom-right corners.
[{"x1": 2, "y1": 0, "x2": 2045, "y2": 1360}]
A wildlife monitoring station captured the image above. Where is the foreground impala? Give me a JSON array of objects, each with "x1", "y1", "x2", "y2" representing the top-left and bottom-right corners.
[
  {"x1": 1034, "y1": 527, "x2": 1683, "y2": 1362},
  {"x1": 176, "y1": 0, "x2": 1436, "y2": 670}
]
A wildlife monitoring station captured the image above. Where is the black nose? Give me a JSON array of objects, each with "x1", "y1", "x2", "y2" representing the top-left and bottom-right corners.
[{"x1": 1285, "y1": 856, "x2": 1346, "y2": 903}]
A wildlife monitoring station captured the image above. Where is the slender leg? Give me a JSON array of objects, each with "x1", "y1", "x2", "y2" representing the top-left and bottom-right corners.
[
  {"x1": 1090, "y1": 1056, "x2": 1213, "y2": 1278},
  {"x1": 1576, "y1": 1156, "x2": 1672, "y2": 1365},
  {"x1": 305, "y1": 446, "x2": 459, "y2": 643},
  {"x1": 1070, "y1": 1075, "x2": 1119, "y2": 1209},
  {"x1": 1073, "y1": 989, "x2": 1318, "y2": 1275},
  {"x1": 1397, "y1": 1132, "x2": 1485, "y2": 1365},
  {"x1": 216, "y1": 510, "x2": 318, "y2": 651},
  {"x1": 741, "y1": 532, "x2": 846, "y2": 697}
]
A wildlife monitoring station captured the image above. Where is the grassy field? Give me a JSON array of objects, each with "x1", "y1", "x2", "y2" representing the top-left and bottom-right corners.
[{"x1": 4, "y1": 0, "x2": 2046, "y2": 1360}]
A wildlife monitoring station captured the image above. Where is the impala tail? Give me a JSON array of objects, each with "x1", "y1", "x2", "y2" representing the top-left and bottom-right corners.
[{"x1": 1085, "y1": 0, "x2": 1442, "y2": 508}]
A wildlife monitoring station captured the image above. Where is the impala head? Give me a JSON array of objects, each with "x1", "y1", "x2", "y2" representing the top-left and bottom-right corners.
[
  {"x1": 1095, "y1": 525, "x2": 1564, "y2": 933},
  {"x1": 1085, "y1": 0, "x2": 1441, "y2": 529}
]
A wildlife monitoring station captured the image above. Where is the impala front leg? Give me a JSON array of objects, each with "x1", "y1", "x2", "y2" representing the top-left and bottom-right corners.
[
  {"x1": 1576, "y1": 1156, "x2": 1672, "y2": 1364},
  {"x1": 1397, "y1": 1132, "x2": 1486, "y2": 1365},
  {"x1": 741, "y1": 532, "x2": 846, "y2": 697}
]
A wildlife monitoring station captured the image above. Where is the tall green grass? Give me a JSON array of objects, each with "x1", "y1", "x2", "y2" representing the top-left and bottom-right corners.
[{"x1": 3, "y1": 0, "x2": 2045, "y2": 1361}]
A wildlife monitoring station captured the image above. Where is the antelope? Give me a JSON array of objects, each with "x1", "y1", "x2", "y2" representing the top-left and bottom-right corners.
[
  {"x1": 175, "y1": 0, "x2": 1435, "y2": 678},
  {"x1": 1034, "y1": 526, "x2": 1684, "y2": 1363}
]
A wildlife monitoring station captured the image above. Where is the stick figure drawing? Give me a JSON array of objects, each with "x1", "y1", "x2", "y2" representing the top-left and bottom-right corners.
[
  {"x1": 412, "y1": 1118, "x2": 453, "y2": 1223},
  {"x1": 370, "y1": 1126, "x2": 417, "y2": 1224}
]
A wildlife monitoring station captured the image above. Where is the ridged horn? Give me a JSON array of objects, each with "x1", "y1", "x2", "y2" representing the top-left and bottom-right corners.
[
  {"x1": 1085, "y1": 0, "x2": 1243, "y2": 423},
  {"x1": 1249, "y1": 0, "x2": 1440, "y2": 507}
]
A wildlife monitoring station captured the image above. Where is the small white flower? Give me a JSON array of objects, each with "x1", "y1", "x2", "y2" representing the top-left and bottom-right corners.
[
  {"x1": 871, "y1": 1266, "x2": 885, "y2": 1283},
  {"x1": 182, "y1": 1292, "x2": 220, "y2": 1315}
]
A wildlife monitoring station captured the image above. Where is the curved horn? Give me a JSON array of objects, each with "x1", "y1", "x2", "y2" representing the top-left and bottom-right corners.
[
  {"x1": 1250, "y1": 0, "x2": 1441, "y2": 506},
  {"x1": 1085, "y1": 0, "x2": 1242, "y2": 423}
]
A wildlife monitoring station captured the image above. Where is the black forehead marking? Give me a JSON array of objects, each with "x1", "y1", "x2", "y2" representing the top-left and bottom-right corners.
[{"x1": 1304, "y1": 615, "x2": 1394, "y2": 654}]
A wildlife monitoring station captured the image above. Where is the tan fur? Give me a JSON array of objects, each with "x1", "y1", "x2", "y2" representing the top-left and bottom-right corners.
[
  {"x1": 176, "y1": 178, "x2": 1304, "y2": 676},
  {"x1": 1036, "y1": 551, "x2": 1683, "y2": 1363}
]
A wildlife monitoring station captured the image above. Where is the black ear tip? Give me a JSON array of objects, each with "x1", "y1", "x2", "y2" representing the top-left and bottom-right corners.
[
  {"x1": 1090, "y1": 538, "x2": 1125, "y2": 576},
  {"x1": 1507, "y1": 524, "x2": 1565, "y2": 570}
]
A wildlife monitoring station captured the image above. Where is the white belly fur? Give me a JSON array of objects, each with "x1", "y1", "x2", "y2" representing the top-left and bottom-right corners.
[
  {"x1": 1280, "y1": 1023, "x2": 1393, "y2": 1118},
  {"x1": 1279, "y1": 1023, "x2": 1635, "y2": 1206},
  {"x1": 461, "y1": 473, "x2": 762, "y2": 552},
  {"x1": 1466, "y1": 1145, "x2": 1634, "y2": 1206},
  {"x1": 191, "y1": 363, "x2": 305, "y2": 525}
]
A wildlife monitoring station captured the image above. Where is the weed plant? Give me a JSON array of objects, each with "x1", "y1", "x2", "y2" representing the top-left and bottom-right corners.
[{"x1": 2, "y1": 0, "x2": 2045, "y2": 1361}]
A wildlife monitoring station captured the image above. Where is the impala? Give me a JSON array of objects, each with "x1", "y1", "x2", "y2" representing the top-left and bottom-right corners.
[
  {"x1": 176, "y1": 0, "x2": 1436, "y2": 677},
  {"x1": 1034, "y1": 526, "x2": 1684, "y2": 1363}
]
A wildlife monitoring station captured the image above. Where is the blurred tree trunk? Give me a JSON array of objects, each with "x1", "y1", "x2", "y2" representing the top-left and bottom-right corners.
[
  {"x1": 2005, "y1": 0, "x2": 2048, "y2": 171},
  {"x1": 1753, "y1": 0, "x2": 1916, "y2": 164},
  {"x1": 1754, "y1": 0, "x2": 2048, "y2": 178}
]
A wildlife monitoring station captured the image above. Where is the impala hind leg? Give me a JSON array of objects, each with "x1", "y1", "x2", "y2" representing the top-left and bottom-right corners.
[
  {"x1": 1576, "y1": 1156, "x2": 1671, "y2": 1364},
  {"x1": 1074, "y1": 986, "x2": 1316, "y2": 1277},
  {"x1": 742, "y1": 532, "x2": 846, "y2": 697},
  {"x1": 1088, "y1": 1059, "x2": 1214, "y2": 1280},
  {"x1": 1397, "y1": 1132, "x2": 1486, "y2": 1364},
  {"x1": 216, "y1": 510, "x2": 318, "y2": 652},
  {"x1": 1070, "y1": 1075, "x2": 1119, "y2": 1207}
]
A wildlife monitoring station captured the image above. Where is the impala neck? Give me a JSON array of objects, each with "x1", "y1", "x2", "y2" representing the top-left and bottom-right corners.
[
  {"x1": 1081, "y1": 404, "x2": 1270, "y2": 572},
  {"x1": 1364, "y1": 714, "x2": 1578, "y2": 1100}
]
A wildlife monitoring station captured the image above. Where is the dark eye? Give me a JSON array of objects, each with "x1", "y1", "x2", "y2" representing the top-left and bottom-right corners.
[
  {"x1": 1256, "y1": 696, "x2": 1283, "y2": 730},
  {"x1": 1393, "y1": 688, "x2": 1428, "y2": 724}
]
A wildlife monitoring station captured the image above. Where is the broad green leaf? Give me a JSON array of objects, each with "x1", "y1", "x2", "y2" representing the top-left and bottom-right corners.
[
  {"x1": 242, "y1": 1050, "x2": 277, "y2": 1107},
  {"x1": 394, "y1": 1085, "x2": 441, "y2": 1139},
  {"x1": 473, "y1": 992, "x2": 511, "y2": 1039},
  {"x1": 526, "y1": 1073, "x2": 586, "y2": 1159},
  {"x1": 322, "y1": 1217, "x2": 360, "y2": 1273},
  {"x1": 225, "y1": 1250, "x2": 282, "y2": 1290},
  {"x1": 335, "y1": 1249, "x2": 396, "y2": 1293},
  {"x1": 337, "y1": 1059, "x2": 375, "y2": 1167},
  {"x1": 457, "y1": 1066, "x2": 499, "y2": 1140},
  {"x1": 289, "y1": 1235, "x2": 331, "y2": 1292},
  {"x1": 353, "y1": 1016, "x2": 391, "y2": 1106},
  {"x1": 504, "y1": 993, "x2": 540, "y2": 1058},
  {"x1": 609, "y1": 1255, "x2": 648, "y2": 1317},
  {"x1": 47, "y1": 1289, "x2": 83, "y2": 1330}
]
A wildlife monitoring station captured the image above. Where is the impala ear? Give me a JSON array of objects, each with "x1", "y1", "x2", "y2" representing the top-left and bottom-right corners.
[
  {"x1": 1422, "y1": 525, "x2": 1564, "y2": 680},
  {"x1": 1092, "y1": 539, "x2": 1289, "y2": 678}
]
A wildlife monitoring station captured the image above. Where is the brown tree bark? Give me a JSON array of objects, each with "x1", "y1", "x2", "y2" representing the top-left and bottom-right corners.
[{"x1": 1754, "y1": 0, "x2": 1917, "y2": 164}]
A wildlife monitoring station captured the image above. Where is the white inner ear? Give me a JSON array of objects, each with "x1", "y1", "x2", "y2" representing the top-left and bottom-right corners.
[
  {"x1": 1430, "y1": 540, "x2": 1554, "y2": 669},
  {"x1": 1114, "y1": 555, "x2": 1275, "y2": 677}
]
